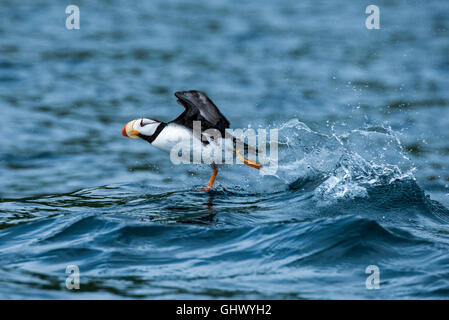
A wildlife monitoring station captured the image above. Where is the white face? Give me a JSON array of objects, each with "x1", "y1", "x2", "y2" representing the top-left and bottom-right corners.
[
  {"x1": 122, "y1": 118, "x2": 160, "y2": 139},
  {"x1": 133, "y1": 118, "x2": 160, "y2": 137}
]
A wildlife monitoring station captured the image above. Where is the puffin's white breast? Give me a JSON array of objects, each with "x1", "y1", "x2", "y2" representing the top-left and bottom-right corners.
[
  {"x1": 151, "y1": 123, "x2": 234, "y2": 164},
  {"x1": 151, "y1": 123, "x2": 192, "y2": 153}
]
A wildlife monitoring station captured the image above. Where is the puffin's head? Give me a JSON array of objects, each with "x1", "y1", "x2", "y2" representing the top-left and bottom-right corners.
[{"x1": 121, "y1": 118, "x2": 161, "y2": 140}]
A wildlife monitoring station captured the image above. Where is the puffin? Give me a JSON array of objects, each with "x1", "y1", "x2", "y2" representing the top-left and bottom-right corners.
[{"x1": 121, "y1": 90, "x2": 261, "y2": 191}]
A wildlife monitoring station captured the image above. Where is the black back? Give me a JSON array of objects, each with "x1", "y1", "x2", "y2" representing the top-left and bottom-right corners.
[{"x1": 171, "y1": 90, "x2": 230, "y2": 136}]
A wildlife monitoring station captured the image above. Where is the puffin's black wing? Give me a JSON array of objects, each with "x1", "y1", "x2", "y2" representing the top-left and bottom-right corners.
[{"x1": 172, "y1": 90, "x2": 230, "y2": 135}]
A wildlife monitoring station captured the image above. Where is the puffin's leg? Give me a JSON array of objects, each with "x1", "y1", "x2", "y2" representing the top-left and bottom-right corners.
[
  {"x1": 234, "y1": 147, "x2": 262, "y2": 169},
  {"x1": 200, "y1": 163, "x2": 218, "y2": 191}
]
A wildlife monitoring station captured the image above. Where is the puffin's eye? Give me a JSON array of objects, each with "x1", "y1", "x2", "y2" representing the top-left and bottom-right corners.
[{"x1": 140, "y1": 118, "x2": 155, "y2": 127}]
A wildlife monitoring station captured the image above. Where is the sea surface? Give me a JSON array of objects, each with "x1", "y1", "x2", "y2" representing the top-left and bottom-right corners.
[{"x1": 1, "y1": 0, "x2": 449, "y2": 299}]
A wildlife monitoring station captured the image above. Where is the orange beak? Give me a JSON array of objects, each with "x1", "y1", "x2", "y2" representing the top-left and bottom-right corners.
[
  {"x1": 121, "y1": 120, "x2": 140, "y2": 139},
  {"x1": 121, "y1": 124, "x2": 128, "y2": 137}
]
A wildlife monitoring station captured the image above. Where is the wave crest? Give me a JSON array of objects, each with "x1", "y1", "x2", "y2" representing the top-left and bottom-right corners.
[{"x1": 273, "y1": 119, "x2": 415, "y2": 203}]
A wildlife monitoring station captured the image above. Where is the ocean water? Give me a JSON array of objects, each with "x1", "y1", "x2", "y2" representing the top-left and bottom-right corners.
[{"x1": 1, "y1": 0, "x2": 449, "y2": 299}]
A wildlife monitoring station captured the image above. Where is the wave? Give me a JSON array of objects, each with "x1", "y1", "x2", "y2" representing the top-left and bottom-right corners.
[
  {"x1": 1, "y1": 212, "x2": 447, "y2": 299},
  {"x1": 256, "y1": 119, "x2": 413, "y2": 203}
]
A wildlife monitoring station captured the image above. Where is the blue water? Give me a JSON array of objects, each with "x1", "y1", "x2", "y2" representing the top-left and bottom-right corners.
[{"x1": 1, "y1": 0, "x2": 449, "y2": 299}]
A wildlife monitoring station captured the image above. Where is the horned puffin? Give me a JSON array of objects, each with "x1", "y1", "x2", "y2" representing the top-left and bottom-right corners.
[{"x1": 121, "y1": 90, "x2": 261, "y2": 190}]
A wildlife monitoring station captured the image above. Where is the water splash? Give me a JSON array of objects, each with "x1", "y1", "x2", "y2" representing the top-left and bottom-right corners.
[{"x1": 270, "y1": 119, "x2": 416, "y2": 203}]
